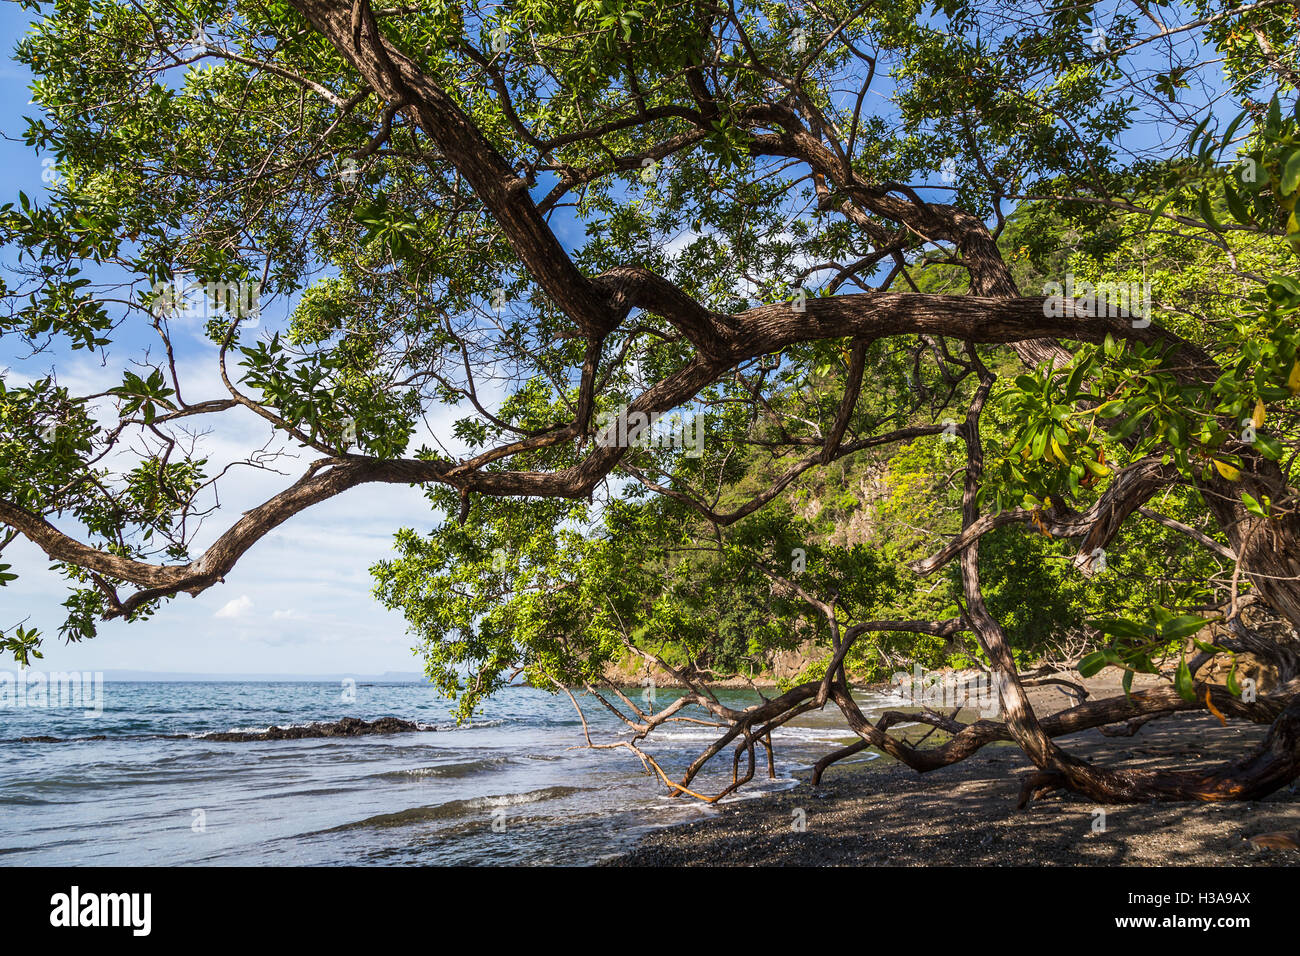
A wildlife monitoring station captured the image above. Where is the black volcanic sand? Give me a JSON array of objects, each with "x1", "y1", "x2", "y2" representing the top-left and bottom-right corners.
[{"x1": 608, "y1": 680, "x2": 1300, "y2": 867}]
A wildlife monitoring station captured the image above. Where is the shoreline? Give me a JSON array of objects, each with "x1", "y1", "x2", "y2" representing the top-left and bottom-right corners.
[{"x1": 606, "y1": 678, "x2": 1300, "y2": 866}]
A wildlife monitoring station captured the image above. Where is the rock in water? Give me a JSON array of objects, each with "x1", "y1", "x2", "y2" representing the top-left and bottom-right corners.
[{"x1": 203, "y1": 716, "x2": 427, "y2": 742}]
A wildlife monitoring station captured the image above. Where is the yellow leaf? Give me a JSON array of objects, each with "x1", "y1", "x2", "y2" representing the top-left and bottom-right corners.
[
  {"x1": 1252, "y1": 399, "x2": 1266, "y2": 429},
  {"x1": 1213, "y1": 460, "x2": 1242, "y2": 481},
  {"x1": 1082, "y1": 457, "x2": 1112, "y2": 478},
  {"x1": 1050, "y1": 436, "x2": 1065, "y2": 462},
  {"x1": 1205, "y1": 687, "x2": 1226, "y2": 727},
  {"x1": 1288, "y1": 361, "x2": 1300, "y2": 396}
]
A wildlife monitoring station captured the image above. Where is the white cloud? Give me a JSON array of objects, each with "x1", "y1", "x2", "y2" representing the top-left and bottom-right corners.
[
  {"x1": 215, "y1": 595, "x2": 254, "y2": 619},
  {"x1": 0, "y1": 294, "x2": 503, "y2": 674}
]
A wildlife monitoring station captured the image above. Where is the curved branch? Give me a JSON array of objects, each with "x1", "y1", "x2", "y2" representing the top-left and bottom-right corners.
[{"x1": 911, "y1": 457, "x2": 1179, "y2": 576}]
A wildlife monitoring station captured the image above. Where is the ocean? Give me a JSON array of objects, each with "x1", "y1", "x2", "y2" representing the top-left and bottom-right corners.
[{"x1": 0, "y1": 680, "x2": 892, "y2": 865}]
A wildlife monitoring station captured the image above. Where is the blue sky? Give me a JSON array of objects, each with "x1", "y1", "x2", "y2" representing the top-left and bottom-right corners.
[{"x1": 0, "y1": 5, "x2": 437, "y2": 675}]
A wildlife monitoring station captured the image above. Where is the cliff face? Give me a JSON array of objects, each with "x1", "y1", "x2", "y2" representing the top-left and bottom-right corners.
[
  {"x1": 599, "y1": 459, "x2": 894, "y2": 688},
  {"x1": 794, "y1": 467, "x2": 886, "y2": 548}
]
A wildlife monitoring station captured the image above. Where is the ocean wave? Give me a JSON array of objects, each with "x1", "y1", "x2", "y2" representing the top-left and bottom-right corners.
[
  {"x1": 369, "y1": 756, "x2": 511, "y2": 780},
  {"x1": 2, "y1": 732, "x2": 190, "y2": 744},
  {"x1": 4, "y1": 714, "x2": 511, "y2": 745},
  {"x1": 414, "y1": 718, "x2": 509, "y2": 732},
  {"x1": 318, "y1": 786, "x2": 587, "y2": 832},
  {"x1": 198, "y1": 717, "x2": 510, "y2": 736}
]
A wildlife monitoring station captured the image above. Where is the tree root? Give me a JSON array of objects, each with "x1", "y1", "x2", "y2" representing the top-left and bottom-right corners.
[{"x1": 1017, "y1": 771, "x2": 1068, "y2": 809}]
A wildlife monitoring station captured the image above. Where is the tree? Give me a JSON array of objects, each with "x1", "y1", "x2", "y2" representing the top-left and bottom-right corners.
[{"x1": 3, "y1": 0, "x2": 1300, "y2": 803}]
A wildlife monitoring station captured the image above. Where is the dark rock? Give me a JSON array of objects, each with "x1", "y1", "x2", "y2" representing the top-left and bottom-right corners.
[{"x1": 201, "y1": 716, "x2": 426, "y2": 742}]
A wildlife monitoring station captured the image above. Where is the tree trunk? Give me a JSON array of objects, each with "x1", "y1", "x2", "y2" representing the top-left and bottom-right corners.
[
  {"x1": 1201, "y1": 457, "x2": 1300, "y2": 632},
  {"x1": 1044, "y1": 696, "x2": 1300, "y2": 804}
]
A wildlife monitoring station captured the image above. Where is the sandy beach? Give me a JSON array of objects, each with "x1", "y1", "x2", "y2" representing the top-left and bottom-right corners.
[{"x1": 608, "y1": 676, "x2": 1300, "y2": 866}]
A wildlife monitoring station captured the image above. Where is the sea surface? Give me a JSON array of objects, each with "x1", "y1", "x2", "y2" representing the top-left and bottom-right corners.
[{"x1": 0, "y1": 680, "x2": 894, "y2": 865}]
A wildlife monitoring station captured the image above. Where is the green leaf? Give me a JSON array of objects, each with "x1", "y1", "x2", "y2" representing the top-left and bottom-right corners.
[
  {"x1": 1242, "y1": 492, "x2": 1268, "y2": 518},
  {"x1": 1221, "y1": 109, "x2": 1247, "y2": 145},
  {"x1": 1187, "y1": 110, "x2": 1213, "y2": 149},
  {"x1": 1159, "y1": 614, "x2": 1210, "y2": 642},
  {"x1": 1223, "y1": 178, "x2": 1253, "y2": 225},
  {"x1": 1281, "y1": 149, "x2": 1300, "y2": 196},
  {"x1": 1142, "y1": 191, "x2": 1177, "y2": 235},
  {"x1": 1253, "y1": 434, "x2": 1282, "y2": 460},
  {"x1": 1174, "y1": 656, "x2": 1197, "y2": 703},
  {"x1": 1086, "y1": 618, "x2": 1148, "y2": 639},
  {"x1": 1197, "y1": 187, "x2": 1220, "y2": 231},
  {"x1": 1064, "y1": 360, "x2": 1089, "y2": 399},
  {"x1": 1225, "y1": 659, "x2": 1242, "y2": 697},
  {"x1": 1078, "y1": 650, "x2": 1110, "y2": 678}
]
